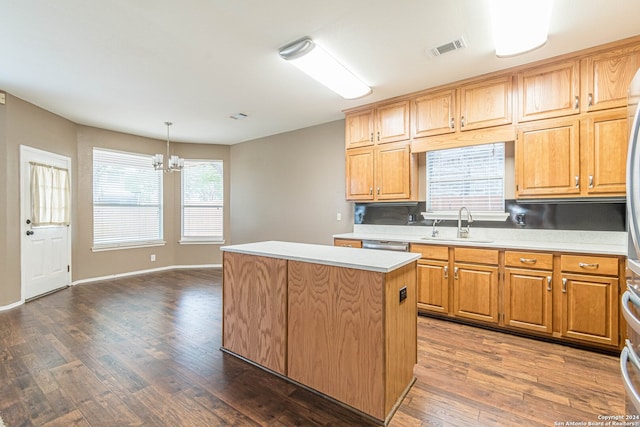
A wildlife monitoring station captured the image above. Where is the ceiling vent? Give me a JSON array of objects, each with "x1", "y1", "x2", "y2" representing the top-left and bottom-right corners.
[{"x1": 428, "y1": 37, "x2": 467, "y2": 57}]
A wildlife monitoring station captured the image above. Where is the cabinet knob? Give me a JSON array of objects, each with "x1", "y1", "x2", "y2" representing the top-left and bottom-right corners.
[
  {"x1": 547, "y1": 276, "x2": 552, "y2": 291},
  {"x1": 562, "y1": 278, "x2": 567, "y2": 293},
  {"x1": 444, "y1": 266, "x2": 449, "y2": 279},
  {"x1": 370, "y1": 132, "x2": 373, "y2": 142},
  {"x1": 589, "y1": 175, "x2": 594, "y2": 188},
  {"x1": 575, "y1": 176, "x2": 579, "y2": 189},
  {"x1": 450, "y1": 118, "x2": 455, "y2": 129},
  {"x1": 460, "y1": 116, "x2": 465, "y2": 128},
  {"x1": 454, "y1": 267, "x2": 459, "y2": 280},
  {"x1": 588, "y1": 93, "x2": 593, "y2": 107},
  {"x1": 377, "y1": 131, "x2": 380, "y2": 141},
  {"x1": 369, "y1": 187, "x2": 373, "y2": 195},
  {"x1": 574, "y1": 96, "x2": 579, "y2": 110}
]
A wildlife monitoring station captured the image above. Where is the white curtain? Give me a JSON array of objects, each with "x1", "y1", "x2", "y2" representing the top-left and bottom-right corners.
[{"x1": 30, "y1": 162, "x2": 70, "y2": 226}]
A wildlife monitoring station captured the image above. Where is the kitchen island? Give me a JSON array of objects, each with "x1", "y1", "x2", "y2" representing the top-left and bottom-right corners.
[{"x1": 220, "y1": 241, "x2": 420, "y2": 424}]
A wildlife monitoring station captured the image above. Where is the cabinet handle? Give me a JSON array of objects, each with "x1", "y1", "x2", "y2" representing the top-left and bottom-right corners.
[
  {"x1": 575, "y1": 175, "x2": 579, "y2": 188},
  {"x1": 589, "y1": 175, "x2": 594, "y2": 188},
  {"x1": 450, "y1": 118, "x2": 455, "y2": 129},
  {"x1": 377, "y1": 131, "x2": 380, "y2": 141},
  {"x1": 588, "y1": 93, "x2": 593, "y2": 107},
  {"x1": 369, "y1": 187, "x2": 373, "y2": 195},
  {"x1": 370, "y1": 132, "x2": 374, "y2": 142},
  {"x1": 547, "y1": 276, "x2": 552, "y2": 291},
  {"x1": 444, "y1": 266, "x2": 449, "y2": 279},
  {"x1": 454, "y1": 267, "x2": 459, "y2": 280},
  {"x1": 578, "y1": 262, "x2": 599, "y2": 269},
  {"x1": 377, "y1": 187, "x2": 380, "y2": 195},
  {"x1": 562, "y1": 278, "x2": 567, "y2": 293},
  {"x1": 519, "y1": 258, "x2": 537, "y2": 264},
  {"x1": 574, "y1": 96, "x2": 579, "y2": 110},
  {"x1": 460, "y1": 116, "x2": 465, "y2": 128}
]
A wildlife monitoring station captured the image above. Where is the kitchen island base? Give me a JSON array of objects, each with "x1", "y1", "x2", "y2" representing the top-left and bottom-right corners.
[{"x1": 221, "y1": 241, "x2": 420, "y2": 425}]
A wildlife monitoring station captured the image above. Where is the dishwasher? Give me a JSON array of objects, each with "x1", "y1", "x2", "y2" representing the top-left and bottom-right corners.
[{"x1": 361, "y1": 240, "x2": 409, "y2": 252}]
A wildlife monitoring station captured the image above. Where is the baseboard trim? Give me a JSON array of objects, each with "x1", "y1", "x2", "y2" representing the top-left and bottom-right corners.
[
  {"x1": 0, "y1": 299, "x2": 25, "y2": 312},
  {"x1": 72, "y1": 264, "x2": 222, "y2": 286}
]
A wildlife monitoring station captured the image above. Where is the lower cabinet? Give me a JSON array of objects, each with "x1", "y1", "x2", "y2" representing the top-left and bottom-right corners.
[
  {"x1": 413, "y1": 244, "x2": 449, "y2": 314},
  {"x1": 503, "y1": 251, "x2": 554, "y2": 334},
  {"x1": 452, "y1": 248, "x2": 499, "y2": 324},
  {"x1": 333, "y1": 238, "x2": 363, "y2": 248}
]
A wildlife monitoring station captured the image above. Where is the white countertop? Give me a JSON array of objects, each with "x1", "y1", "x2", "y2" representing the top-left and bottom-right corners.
[
  {"x1": 220, "y1": 240, "x2": 421, "y2": 273},
  {"x1": 334, "y1": 225, "x2": 628, "y2": 256}
]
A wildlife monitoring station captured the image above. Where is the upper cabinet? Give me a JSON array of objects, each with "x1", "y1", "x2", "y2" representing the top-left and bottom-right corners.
[
  {"x1": 581, "y1": 44, "x2": 640, "y2": 112},
  {"x1": 345, "y1": 100, "x2": 410, "y2": 149},
  {"x1": 412, "y1": 75, "x2": 512, "y2": 139},
  {"x1": 518, "y1": 59, "x2": 581, "y2": 122}
]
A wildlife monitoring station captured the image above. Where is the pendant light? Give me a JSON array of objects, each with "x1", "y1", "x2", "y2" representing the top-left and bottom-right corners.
[{"x1": 152, "y1": 121, "x2": 184, "y2": 172}]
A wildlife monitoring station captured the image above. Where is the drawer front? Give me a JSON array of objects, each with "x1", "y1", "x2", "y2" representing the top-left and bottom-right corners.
[
  {"x1": 454, "y1": 247, "x2": 499, "y2": 265},
  {"x1": 410, "y1": 244, "x2": 449, "y2": 261},
  {"x1": 505, "y1": 251, "x2": 553, "y2": 270},
  {"x1": 333, "y1": 238, "x2": 362, "y2": 248},
  {"x1": 561, "y1": 254, "x2": 619, "y2": 276}
]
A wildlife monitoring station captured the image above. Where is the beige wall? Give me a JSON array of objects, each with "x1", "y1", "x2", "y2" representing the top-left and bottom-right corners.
[{"x1": 230, "y1": 119, "x2": 353, "y2": 245}]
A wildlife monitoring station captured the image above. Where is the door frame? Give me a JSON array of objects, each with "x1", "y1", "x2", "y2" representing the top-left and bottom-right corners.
[{"x1": 20, "y1": 145, "x2": 72, "y2": 302}]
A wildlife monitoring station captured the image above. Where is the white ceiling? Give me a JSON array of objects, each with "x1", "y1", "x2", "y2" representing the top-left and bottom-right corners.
[{"x1": 1, "y1": 0, "x2": 639, "y2": 145}]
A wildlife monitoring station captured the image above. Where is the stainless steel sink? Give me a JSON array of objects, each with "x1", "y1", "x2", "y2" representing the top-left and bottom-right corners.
[{"x1": 420, "y1": 237, "x2": 493, "y2": 244}]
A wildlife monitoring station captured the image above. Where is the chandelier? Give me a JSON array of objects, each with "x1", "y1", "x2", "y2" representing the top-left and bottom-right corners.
[{"x1": 152, "y1": 121, "x2": 184, "y2": 172}]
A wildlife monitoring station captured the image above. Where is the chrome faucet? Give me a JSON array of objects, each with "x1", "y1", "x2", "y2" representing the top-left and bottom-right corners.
[
  {"x1": 457, "y1": 207, "x2": 473, "y2": 238},
  {"x1": 431, "y1": 219, "x2": 441, "y2": 237}
]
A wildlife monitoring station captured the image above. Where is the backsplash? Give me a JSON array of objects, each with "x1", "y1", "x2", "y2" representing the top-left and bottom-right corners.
[{"x1": 354, "y1": 200, "x2": 626, "y2": 232}]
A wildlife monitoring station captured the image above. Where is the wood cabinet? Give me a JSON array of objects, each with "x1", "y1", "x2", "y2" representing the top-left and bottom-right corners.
[
  {"x1": 560, "y1": 255, "x2": 620, "y2": 347},
  {"x1": 518, "y1": 59, "x2": 581, "y2": 122},
  {"x1": 516, "y1": 118, "x2": 581, "y2": 198},
  {"x1": 581, "y1": 43, "x2": 640, "y2": 112},
  {"x1": 333, "y1": 238, "x2": 362, "y2": 248},
  {"x1": 452, "y1": 248, "x2": 499, "y2": 324},
  {"x1": 412, "y1": 244, "x2": 450, "y2": 314},
  {"x1": 345, "y1": 141, "x2": 415, "y2": 201},
  {"x1": 412, "y1": 75, "x2": 512, "y2": 139},
  {"x1": 504, "y1": 251, "x2": 553, "y2": 334},
  {"x1": 345, "y1": 100, "x2": 410, "y2": 149}
]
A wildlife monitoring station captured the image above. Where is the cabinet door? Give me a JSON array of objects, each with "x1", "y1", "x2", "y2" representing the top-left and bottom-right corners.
[
  {"x1": 504, "y1": 268, "x2": 553, "y2": 334},
  {"x1": 561, "y1": 273, "x2": 619, "y2": 347},
  {"x1": 583, "y1": 109, "x2": 628, "y2": 196},
  {"x1": 417, "y1": 260, "x2": 449, "y2": 314},
  {"x1": 376, "y1": 100, "x2": 411, "y2": 144},
  {"x1": 345, "y1": 148, "x2": 374, "y2": 201},
  {"x1": 345, "y1": 109, "x2": 374, "y2": 149},
  {"x1": 412, "y1": 89, "x2": 456, "y2": 138},
  {"x1": 375, "y1": 142, "x2": 412, "y2": 200},
  {"x1": 582, "y1": 44, "x2": 640, "y2": 112},
  {"x1": 518, "y1": 59, "x2": 580, "y2": 122},
  {"x1": 516, "y1": 118, "x2": 581, "y2": 198},
  {"x1": 459, "y1": 75, "x2": 512, "y2": 131},
  {"x1": 452, "y1": 263, "x2": 499, "y2": 324}
]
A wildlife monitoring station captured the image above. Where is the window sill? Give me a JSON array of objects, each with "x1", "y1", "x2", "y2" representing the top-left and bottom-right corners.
[
  {"x1": 179, "y1": 239, "x2": 226, "y2": 245},
  {"x1": 421, "y1": 212, "x2": 510, "y2": 222},
  {"x1": 91, "y1": 241, "x2": 167, "y2": 252}
]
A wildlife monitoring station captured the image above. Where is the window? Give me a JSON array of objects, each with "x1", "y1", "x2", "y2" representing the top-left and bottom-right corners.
[
  {"x1": 93, "y1": 148, "x2": 163, "y2": 249},
  {"x1": 427, "y1": 143, "x2": 505, "y2": 212},
  {"x1": 181, "y1": 159, "x2": 224, "y2": 242}
]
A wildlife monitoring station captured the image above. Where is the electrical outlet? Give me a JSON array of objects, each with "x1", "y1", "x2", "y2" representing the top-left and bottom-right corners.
[
  {"x1": 336, "y1": 212, "x2": 342, "y2": 221},
  {"x1": 150, "y1": 254, "x2": 156, "y2": 262},
  {"x1": 399, "y1": 286, "x2": 407, "y2": 303}
]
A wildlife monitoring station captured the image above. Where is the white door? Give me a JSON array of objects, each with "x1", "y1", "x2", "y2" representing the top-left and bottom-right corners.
[{"x1": 20, "y1": 145, "x2": 72, "y2": 300}]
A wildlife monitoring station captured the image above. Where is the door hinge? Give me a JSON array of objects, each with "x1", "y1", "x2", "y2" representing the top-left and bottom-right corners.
[{"x1": 67, "y1": 265, "x2": 70, "y2": 272}]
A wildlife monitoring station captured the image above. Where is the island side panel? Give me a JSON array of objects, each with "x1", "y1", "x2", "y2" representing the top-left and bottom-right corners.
[
  {"x1": 287, "y1": 260, "x2": 386, "y2": 420},
  {"x1": 384, "y1": 261, "x2": 417, "y2": 415},
  {"x1": 222, "y1": 252, "x2": 287, "y2": 375}
]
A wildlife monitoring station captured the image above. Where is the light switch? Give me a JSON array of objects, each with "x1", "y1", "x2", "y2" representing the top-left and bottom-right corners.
[{"x1": 336, "y1": 213, "x2": 342, "y2": 221}]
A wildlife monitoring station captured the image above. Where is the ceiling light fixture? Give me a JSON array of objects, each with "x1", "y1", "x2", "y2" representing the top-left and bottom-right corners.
[
  {"x1": 279, "y1": 37, "x2": 372, "y2": 99},
  {"x1": 152, "y1": 121, "x2": 184, "y2": 173},
  {"x1": 490, "y1": 0, "x2": 553, "y2": 57}
]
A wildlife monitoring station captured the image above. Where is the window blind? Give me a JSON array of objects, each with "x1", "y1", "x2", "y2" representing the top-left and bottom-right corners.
[
  {"x1": 181, "y1": 160, "x2": 224, "y2": 240},
  {"x1": 93, "y1": 148, "x2": 162, "y2": 247},
  {"x1": 427, "y1": 143, "x2": 505, "y2": 212}
]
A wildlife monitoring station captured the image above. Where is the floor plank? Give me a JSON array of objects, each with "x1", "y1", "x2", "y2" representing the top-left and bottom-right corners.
[{"x1": 0, "y1": 269, "x2": 625, "y2": 426}]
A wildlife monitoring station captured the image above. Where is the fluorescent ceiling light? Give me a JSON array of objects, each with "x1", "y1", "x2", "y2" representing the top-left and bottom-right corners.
[
  {"x1": 490, "y1": 0, "x2": 552, "y2": 57},
  {"x1": 279, "y1": 37, "x2": 372, "y2": 99}
]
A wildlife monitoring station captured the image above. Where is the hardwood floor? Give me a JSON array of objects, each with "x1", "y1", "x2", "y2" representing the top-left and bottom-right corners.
[{"x1": 0, "y1": 269, "x2": 625, "y2": 426}]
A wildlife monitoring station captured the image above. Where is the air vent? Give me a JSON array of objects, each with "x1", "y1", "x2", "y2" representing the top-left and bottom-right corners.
[{"x1": 428, "y1": 37, "x2": 467, "y2": 57}]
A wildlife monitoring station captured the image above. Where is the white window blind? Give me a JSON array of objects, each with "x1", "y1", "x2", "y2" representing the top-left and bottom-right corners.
[
  {"x1": 181, "y1": 160, "x2": 223, "y2": 241},
  {"x1": 93, "y1": 148, "x2": 163, "y2": 248},
  {"x1": 427, "y1": 143, "x2": 505, "y2": 212}
]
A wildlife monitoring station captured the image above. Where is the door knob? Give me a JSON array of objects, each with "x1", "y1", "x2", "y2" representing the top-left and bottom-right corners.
[
  {"x1": 26, "y1": 230, "x2": 34, "y2": 236},
  {"x1": 26, "y1": 219, "x2": 31, "y2": 224}
]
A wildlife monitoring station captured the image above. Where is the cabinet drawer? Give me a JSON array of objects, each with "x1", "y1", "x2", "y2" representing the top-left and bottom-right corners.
[
  {"x1": 410, "y1": 244, "x2": 448, "y2": 261},
  {"x1": 333, "y1": 238, "x2": 362, "y2": 248},
  {"x1": 454, "y1": 247, "x2": 499, "y2": 265},
  {"x1": 505, "y1": 251, "x2": 553, "y2": 270},
  {"x1": 561, "y1": 255, "x2": 619, "y2": 276}
]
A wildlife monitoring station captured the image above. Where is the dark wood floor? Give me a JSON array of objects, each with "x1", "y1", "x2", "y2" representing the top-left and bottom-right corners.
[{"x1": 0, "y1": 269, "x2": 625, "y2": 426}]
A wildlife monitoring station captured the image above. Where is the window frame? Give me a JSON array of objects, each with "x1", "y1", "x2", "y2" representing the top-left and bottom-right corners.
[
  {"x1": 179, "y1": 159, "x2": 224, "y2": 245},
  {"x1": 91, "y1": 147, "x2": 165, "y2": 251}
]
